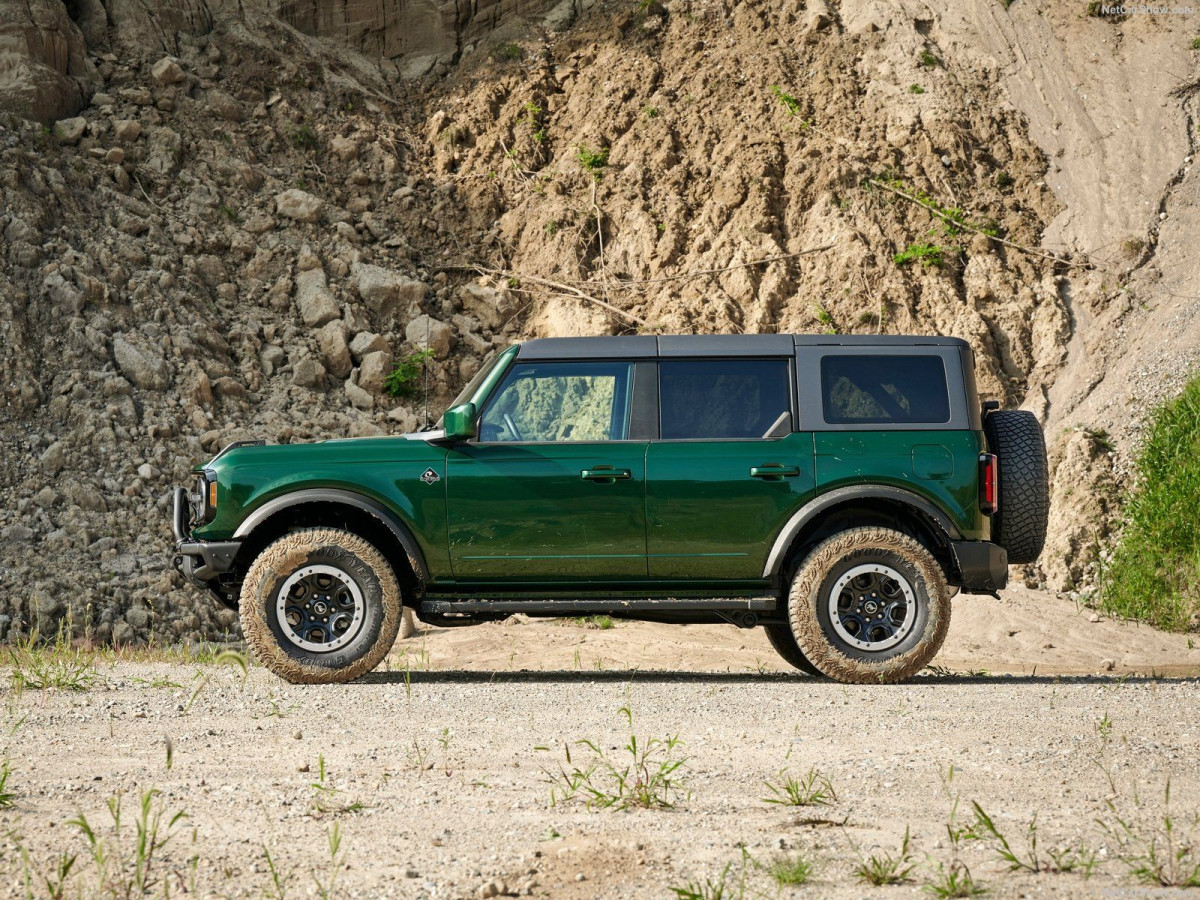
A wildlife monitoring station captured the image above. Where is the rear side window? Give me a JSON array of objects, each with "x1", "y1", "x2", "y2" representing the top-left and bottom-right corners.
[
  {"x1": 660, "y1": 359, "x2": 792, "y2": 439},
  {"x1": 821, "y1": 355, "x2": 950, "y2": 424}
]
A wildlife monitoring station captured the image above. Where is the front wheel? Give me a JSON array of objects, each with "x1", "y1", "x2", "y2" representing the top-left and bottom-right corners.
[
  {"x1": 240, "y1": 528, "x2": 403, "y2": 684},
  {"x1": 787, "y1": 527, "x2": 951, "y2": 684}
]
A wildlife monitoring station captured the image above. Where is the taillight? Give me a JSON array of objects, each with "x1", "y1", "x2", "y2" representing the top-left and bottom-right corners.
[{"x1": 978, "y1": 453, "x2": 998, "y2": 515}]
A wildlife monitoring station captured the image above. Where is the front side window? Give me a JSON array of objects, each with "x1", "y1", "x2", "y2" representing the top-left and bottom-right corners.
[
  {"x1": 479, "y1": 362, "x2": 633, "y2": 442},
  {"x1": 659, "y1": 359, "x2": 792, "y2": 440},
  {"x1": 821, "y1": 355, "x2": 950, "y2": 424}
]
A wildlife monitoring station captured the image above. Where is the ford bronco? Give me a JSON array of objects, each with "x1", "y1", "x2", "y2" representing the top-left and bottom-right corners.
[{"x1": 173, "y1": 334, "x2": 1049, "y2": 684}]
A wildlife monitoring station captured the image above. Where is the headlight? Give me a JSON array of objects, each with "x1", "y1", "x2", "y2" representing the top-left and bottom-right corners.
[{"x1": 193, "y1": 472, "x2": 217, "y2": 523}]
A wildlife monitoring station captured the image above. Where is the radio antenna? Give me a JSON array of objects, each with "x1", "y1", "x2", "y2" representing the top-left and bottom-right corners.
[{"x1": 423, "y1": 314, "x2": 431, "y2": 429}]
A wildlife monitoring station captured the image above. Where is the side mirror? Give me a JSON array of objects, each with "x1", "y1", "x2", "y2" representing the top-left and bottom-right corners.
[{"x1": 441, "y1": 402, "x2": 477, "y2": 441}]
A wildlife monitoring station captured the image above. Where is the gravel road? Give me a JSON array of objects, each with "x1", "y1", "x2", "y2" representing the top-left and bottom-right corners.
[{"x1": 2, "y1": 611, "x2": 1199, "y2": 899}]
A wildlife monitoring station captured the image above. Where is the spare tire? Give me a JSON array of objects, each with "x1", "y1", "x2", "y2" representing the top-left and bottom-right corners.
[{"x1": 983, "y1": 410, "x2": 1049, "y2": 564}]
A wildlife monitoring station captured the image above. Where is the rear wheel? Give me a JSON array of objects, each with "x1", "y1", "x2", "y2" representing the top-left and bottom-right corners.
[
  {"x1": 763, "y1": 623, "x2": 824, "y2": 677},
  {"x1": 241, "y1": 528, "x2": 402, "y2": 684},
  {"x1": 787, "y1": 527, "x2": 951, "y2": 684}
]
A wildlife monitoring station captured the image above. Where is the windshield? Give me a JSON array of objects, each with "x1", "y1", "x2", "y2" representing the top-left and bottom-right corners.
[{"x1": 436, "y1": 349, "x2": 504, "y2": 427}]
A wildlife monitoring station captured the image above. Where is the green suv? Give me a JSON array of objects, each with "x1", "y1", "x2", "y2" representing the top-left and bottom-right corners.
[{"x1": 173, "y1": 335, "x2": 1048, "y2": 684}]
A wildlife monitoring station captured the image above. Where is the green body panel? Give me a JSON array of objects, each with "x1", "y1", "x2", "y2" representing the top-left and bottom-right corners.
[
  {"x1": 191, "y1": 437, "x2": 453, "y2": 574},
  {"x1": 445, "y1": 442, "x2": 649, "y2": 581},
  {"x1": 645, "y1": 433, "x2": 816, "y2": 578},
  {"x1": 813, "y1": 430, "x2": 988, "y2": 540},
  {"x1": 183, "y1": 340, "x2": 997, "y2": 599}
]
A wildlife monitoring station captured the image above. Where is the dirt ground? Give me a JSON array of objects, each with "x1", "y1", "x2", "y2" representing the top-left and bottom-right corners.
[{"x1": 2, "y1": 587, "x2": 1199, "y2": 899}]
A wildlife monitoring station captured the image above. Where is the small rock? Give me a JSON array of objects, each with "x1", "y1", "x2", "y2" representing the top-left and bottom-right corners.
[
  {"x1": 349, "y1": 331, "x2": 387, "y2": 361},
  {"x1": 318, "y1": 321, "x2": 353, "y2": 378},
  {"x1": 151, "y1": 57, "x2": 186, "y2": 85},
  {"x1": 136, "y1": 463, "x2": 159, "y2": 480},
  {"x1": 405, "y1": 314, "x2": 455, "y2": 358},
  {"x1": 458, "y1": 283, "x2": 518, "y2": 329},
  {"x1": 294, "y1": 268, "x2": 340, "y2": 327},
  {"x1": 358, "y1": 350, "x2": 394, "y2": 395},
  {"x1": 403, "y1": 866, "x2": 419, "y2": 879},
  {"x1": 112, "y1": 119, "x2": 142, "y2": 142},
  {"x1": 40, "y1": 442, "x2": 66, "y2": 475},
  {"x1": 352, "y1": 262, "x2": 426, "y2": 321},
  {"x1": 275, "y1": 189, "x2": 324, "y2": 223},
  {"x1": 329, "y1": 135, "x2": 359, "y2": 160},
  {"x1": 206, "y1": 90, "x2": 243, "y2": 121},
  {"x1": 297, "y1": 762, "x2": 310, "y2": 773},
  {"x1": 105, "y1": 147, "x2": 124, "y2": 164},
  {"x1": 294, "y1": 730, "x2": 303, "y2": 740},
  {"x1": 1102, "y1": 658, "x2": 1116, "y2": 671},
  {"x1": 53, "y1": 117, "x2": 87, "y2": 145},
  {"x1": 112, "y1": 333, "x2": 169, "y2": 390},
  {"x1": 292, "y1": 358, "x2": 328, "y2": 390},
  {"x1": 345, "y1": 379, "x2": 375, "y2": 411},
  {"x1": 1088, "y1": 612, "x2": 1100, "y2": 623}
]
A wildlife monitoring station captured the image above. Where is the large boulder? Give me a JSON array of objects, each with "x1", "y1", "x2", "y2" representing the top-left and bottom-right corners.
[
  {"x1": 317, "y1": 320, "x2": 352, "y2": 378},
  {"x1": 275, "y1": 189, "x2": 324, "y2": 223},
  {"x1": 358, "y1": 350, "x2": 394, "y2": 395},
  {"x1": 457, "y1": 283, "x2": 518, "y2": 330},
  {"x1": 294, "y1": 268, "x2": 340, "y2": 327},
  {"x1": 405, "y1": 314, "x2": 455, "y2": 358},
  {"x1": 112, "y1": 333, "x2": 169, "y2": 390},
  {"x1": 351, "y1": 262, "x2": 426, "y2": 322},
  {"x1": 0, "y1": 0, "x2": 100, "y2": 122}
]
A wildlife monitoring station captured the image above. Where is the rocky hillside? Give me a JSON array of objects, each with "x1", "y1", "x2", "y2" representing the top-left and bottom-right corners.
[{"x1": 1, "y1": 0, "x2": 1197, "y2": 644}]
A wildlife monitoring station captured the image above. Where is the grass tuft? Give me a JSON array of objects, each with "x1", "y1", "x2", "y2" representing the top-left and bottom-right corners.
[
  {"x1": 762, "y1": 767, "x2": 836, "y2": 807},
  {"x1": 767, "y1": 853, "x2": 814, "y2": 886},
  {"x1": 8, "y1": 631, "x2": 98, "y2": 692},
  {"x1": 542, "y1": 705, "x2": 688, "y2": 810},
  {"x1": 1099, "y1": 374, "x2": 1200, "y2": 630},
  {"x1": 853, "y1": 827, "x2": 916, "y2": 885},
  {"x1": 894, "y1": 242, "x2": 948, "y2": 268}
]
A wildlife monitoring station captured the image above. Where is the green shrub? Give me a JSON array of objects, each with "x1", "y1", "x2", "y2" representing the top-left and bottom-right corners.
[
  {"x1": 576, "y1": 144, "x2": 610, "y2": 175},
  {"x1": 290, "y1": 124, "x2": 320, "y2": 152},
  {"x1": 384, "y1": 350, "x2": 434, "y2": 398},
  {"x1": 893, "y1": 242, "x2": 948, "y2": 268},
  {"x1": 770, "y1": 85, "x2": 802, "y2": 115},
  {"x1": 1191, "y1": 38, "x2": 1200, "y2": 50},
  {"x1": 1100, "y1": 375, "x2": 1200, "y2": 631},
  {"x1": 908, "y1": 83, "x2": 925, "y2": 94},
  {"x1": 494, "y1": 42, "x2": 524, "y2": 61}
]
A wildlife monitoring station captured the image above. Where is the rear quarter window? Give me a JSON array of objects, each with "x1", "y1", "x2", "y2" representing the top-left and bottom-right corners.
[{"x1": 821, "y1": 355, "x2": 950, "y2": 425}]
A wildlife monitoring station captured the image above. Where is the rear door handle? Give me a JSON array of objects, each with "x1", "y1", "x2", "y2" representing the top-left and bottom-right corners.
[
  {"x1": 581, "y1": 467, "x2": 631, "y2": 482},
  {"x1": 750, "y1": 465, "x2": 800, "y2": 480}
]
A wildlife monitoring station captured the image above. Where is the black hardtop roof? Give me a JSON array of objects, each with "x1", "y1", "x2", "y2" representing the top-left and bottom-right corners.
[{"x1": 516, "y1": 334, "x2": 969, "y2": 360}]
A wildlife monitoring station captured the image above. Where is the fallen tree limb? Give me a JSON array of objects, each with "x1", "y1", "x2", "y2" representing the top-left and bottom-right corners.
[{"x1": 867, "y1": 178, "x2": 1092, "y2": 271}]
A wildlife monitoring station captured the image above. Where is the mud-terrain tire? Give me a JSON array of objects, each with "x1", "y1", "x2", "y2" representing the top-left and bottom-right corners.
[
  {"x1": 983, "y1": 409, "x2": 1049, "y2": 564},
  {"x1": 763, "y1": 624, "x2": 824, "y2": 677},
  {"x1": 788, "y1": 527, "x2": 951, "y2": 684},
  {"x1": 241, "y1": 528, "x2": 402, "y2": 684}
]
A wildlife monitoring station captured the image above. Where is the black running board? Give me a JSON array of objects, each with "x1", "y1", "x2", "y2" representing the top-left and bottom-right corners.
[{"x1": 419, "y1": 597, "x2": 776, "y2": 616}]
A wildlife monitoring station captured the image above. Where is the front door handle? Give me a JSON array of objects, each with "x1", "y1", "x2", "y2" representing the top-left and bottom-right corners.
[
  {"x1": 581, "y1": 467, "x2": 631, "y2": 482},
  {"x1": 750, "y1": 465, "x2": 800, "y2": 480}
]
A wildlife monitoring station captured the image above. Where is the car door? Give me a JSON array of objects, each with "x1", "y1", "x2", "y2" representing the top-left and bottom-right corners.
[
  {"x1": 445, "y1": 359, "x2": 650, "y2": 583},
  {"x1": 645, "y1": 357, "x2": 816, "y2": 581}
]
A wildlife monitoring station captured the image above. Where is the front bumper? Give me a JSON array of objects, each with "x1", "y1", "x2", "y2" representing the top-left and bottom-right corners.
[
  {"x1": 950, "y1": 540, "x2": 1008, "y2": 594},
  {"x1": 172, "y1": 487, "x2": 240, "y2": 594}
]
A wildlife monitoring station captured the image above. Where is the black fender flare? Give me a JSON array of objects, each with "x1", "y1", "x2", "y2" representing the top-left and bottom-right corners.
[
  {"x1": 233, "y1": 488, "x2": 430, "y2": 582},
  {"x1": 762, "y1": 485, "x2": 963, "y2": 578}
]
